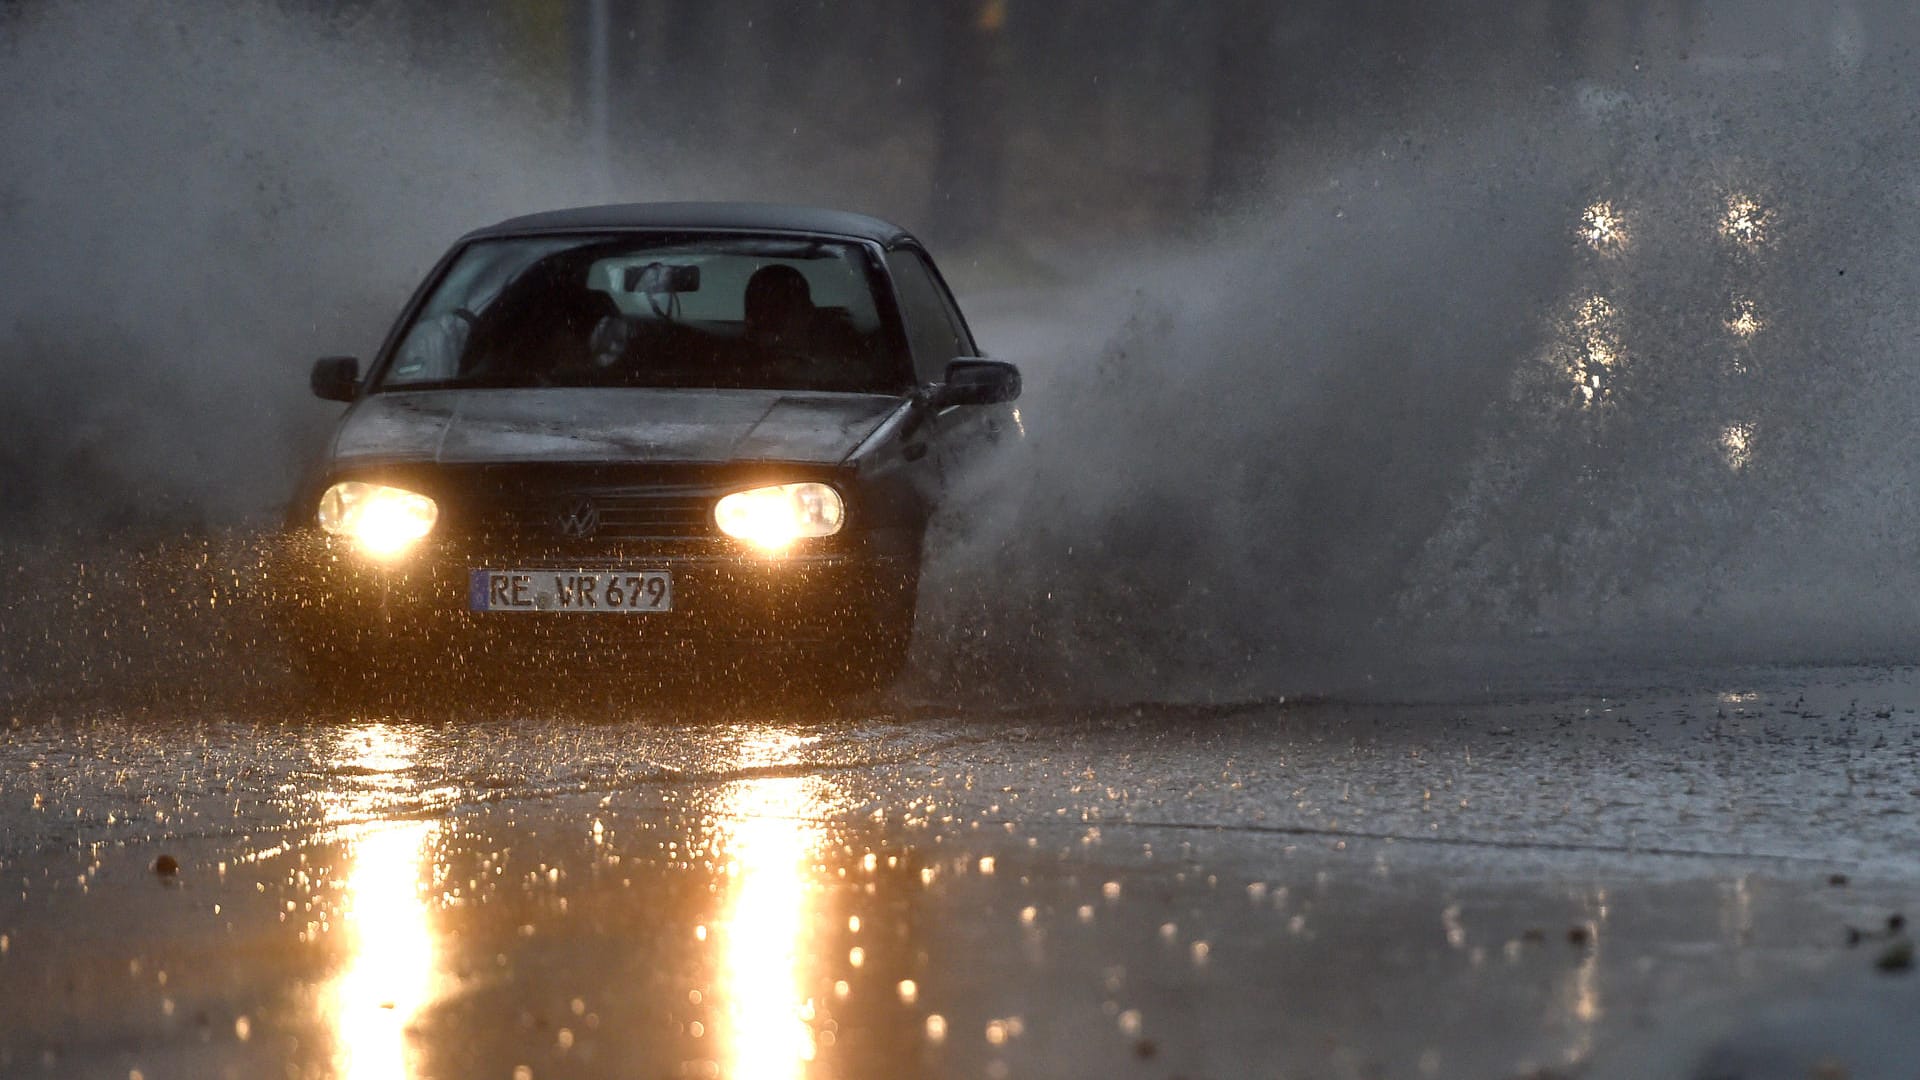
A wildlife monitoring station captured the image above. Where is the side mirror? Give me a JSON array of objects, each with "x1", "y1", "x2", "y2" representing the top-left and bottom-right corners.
[
  {"x1": 310, "y1": 356, "x2": 361, "y2": 402},
  {"x1": 930, "y1": 358, "x2": 1021, "y2": 408}
]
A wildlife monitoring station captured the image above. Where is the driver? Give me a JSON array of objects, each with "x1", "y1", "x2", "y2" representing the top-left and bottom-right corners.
[{"x1": 742, "y1": 264, "x2": 816, "y2": 353}]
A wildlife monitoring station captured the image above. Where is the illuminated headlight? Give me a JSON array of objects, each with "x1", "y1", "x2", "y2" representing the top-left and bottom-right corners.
[
  {"x1": 317, "y1": 481, "x2": 439, "y2": 559},
  {"x1": 714, "y1": 482, "x2": 844, "y2": 552}
]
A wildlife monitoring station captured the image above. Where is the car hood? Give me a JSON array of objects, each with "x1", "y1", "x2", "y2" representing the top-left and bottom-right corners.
[{"x1": 330, "y1": 388, "x2": 905, "y2": 467}]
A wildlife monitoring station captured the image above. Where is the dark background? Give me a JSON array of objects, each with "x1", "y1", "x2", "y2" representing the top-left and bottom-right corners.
[{"x1": 334, "y1": 1, "x2": 1869, "y2": 245}]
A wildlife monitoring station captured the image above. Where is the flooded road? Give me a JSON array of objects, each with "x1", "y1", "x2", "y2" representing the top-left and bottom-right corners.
[{"x1": 3, "y1": 667, "x2": 1919, "y2": 1079}]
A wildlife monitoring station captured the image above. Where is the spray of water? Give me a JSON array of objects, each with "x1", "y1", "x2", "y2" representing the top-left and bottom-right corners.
[
  {"x1": 1397, "y1": 60, "x2": 1920, "y2": 669},
  {"x1": 923, "y1": 36, "x2": 1920, "y2": 697},
  {"x1": 0, "y1": 2, "x2": 622, "y2": 532},
  {"x1": 0, "y1": 3, "x2": 628, "y2": 699},
  {"x1": 923, "y1": 115, "x2": 1587, "y2": 699}
]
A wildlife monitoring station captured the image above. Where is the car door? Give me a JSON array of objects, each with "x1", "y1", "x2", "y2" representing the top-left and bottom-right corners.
[{"x1": 883, "y1": 246, "x2": 1012, "y2": 482}]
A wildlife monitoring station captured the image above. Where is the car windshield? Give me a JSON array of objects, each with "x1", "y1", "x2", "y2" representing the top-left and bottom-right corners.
[{"x1": 376, "y1": 234, "x2": 905, "y2": 394}]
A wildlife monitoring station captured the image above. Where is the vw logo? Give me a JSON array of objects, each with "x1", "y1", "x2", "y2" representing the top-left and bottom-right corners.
[{"x1": 556, "y1": 497, "x2": 600, "y2": 539}]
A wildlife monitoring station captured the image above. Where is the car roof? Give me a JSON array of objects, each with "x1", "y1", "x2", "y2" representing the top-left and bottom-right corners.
[{"x1": 464, "y1": 202, "x2": 917, "y2": 246}]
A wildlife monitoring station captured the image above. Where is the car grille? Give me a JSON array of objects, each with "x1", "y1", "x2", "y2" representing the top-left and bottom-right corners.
[
  {"x1": 494, "y1": 487, "x2": 718, "y2": 542},
  {"x1": 584, "y1": 490, "x2": 712, "y2": 540},
  {"x1": 440, "y1": 462, "x2": 722, "y2": 546}
]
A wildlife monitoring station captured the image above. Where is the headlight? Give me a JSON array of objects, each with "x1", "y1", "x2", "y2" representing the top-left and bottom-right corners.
[
  {"x1": 713, "y1": 482, "x2": 844, "y2": 552},
  {"x1": 317, "y1": 481, "x2": 439, "y2": 559}
]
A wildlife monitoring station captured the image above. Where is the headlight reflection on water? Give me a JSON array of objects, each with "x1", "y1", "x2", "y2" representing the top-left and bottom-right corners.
[
  {"x1": 307, "y1": 726, "x2": 843, "y2": 1080},
  {"x1": 711, "y1": 732, "x2": 836, "y2": 1079},
  {"x1": 318, "y1": 725, "x2": 443, "y2": 1080},
  {"x1": 331, "y1": 820, "x2": 440, "y2": 1080}
]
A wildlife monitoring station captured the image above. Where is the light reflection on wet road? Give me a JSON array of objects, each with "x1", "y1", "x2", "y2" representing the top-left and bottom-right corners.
[
  {"x1": 713, "y1": 732, "x2": 835, "y2": 1079},
  {"x1": 3, "y1": 667, "x2": 1919, "y2": 1078},
  {"x1": 324, "y1": 726, "x2": 439, "y2": 1080}
]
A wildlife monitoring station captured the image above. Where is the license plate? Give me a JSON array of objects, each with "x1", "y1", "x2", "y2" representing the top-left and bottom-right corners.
[{"x1": 468, "y1": 569, "x2": 672, "y2": 613}]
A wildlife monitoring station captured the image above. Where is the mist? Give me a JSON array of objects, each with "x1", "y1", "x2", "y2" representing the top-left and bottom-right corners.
[
  {"x1": 7, "y1": 1, "x2": 1920, "y2": 704},
  {"x1": 0, "y1": 1, "x2": 620, "y2": 529},
  {"x1": 922, "y1": 122, "x2": 1586, "y2": 697}
]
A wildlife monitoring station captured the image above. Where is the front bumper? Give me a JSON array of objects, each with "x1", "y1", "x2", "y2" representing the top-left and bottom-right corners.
[{"x1": 275, "y1": 528, "x2": 919, "y2": 661}]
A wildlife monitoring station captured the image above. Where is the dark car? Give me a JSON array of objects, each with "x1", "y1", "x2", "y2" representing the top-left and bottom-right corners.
[{"x1": 282, "y1": 202, "x2": 1020, "y2": 692}]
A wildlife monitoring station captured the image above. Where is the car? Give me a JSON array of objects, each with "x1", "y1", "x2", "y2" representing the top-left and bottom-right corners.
[{"x1": 280, "y1": 202, "x2": 1021, "y2": 694}]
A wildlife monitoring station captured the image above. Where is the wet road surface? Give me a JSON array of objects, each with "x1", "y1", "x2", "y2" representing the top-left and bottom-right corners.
[{"x1": 3, "y1": 666, "x2": 1919, "y2": 1079}]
